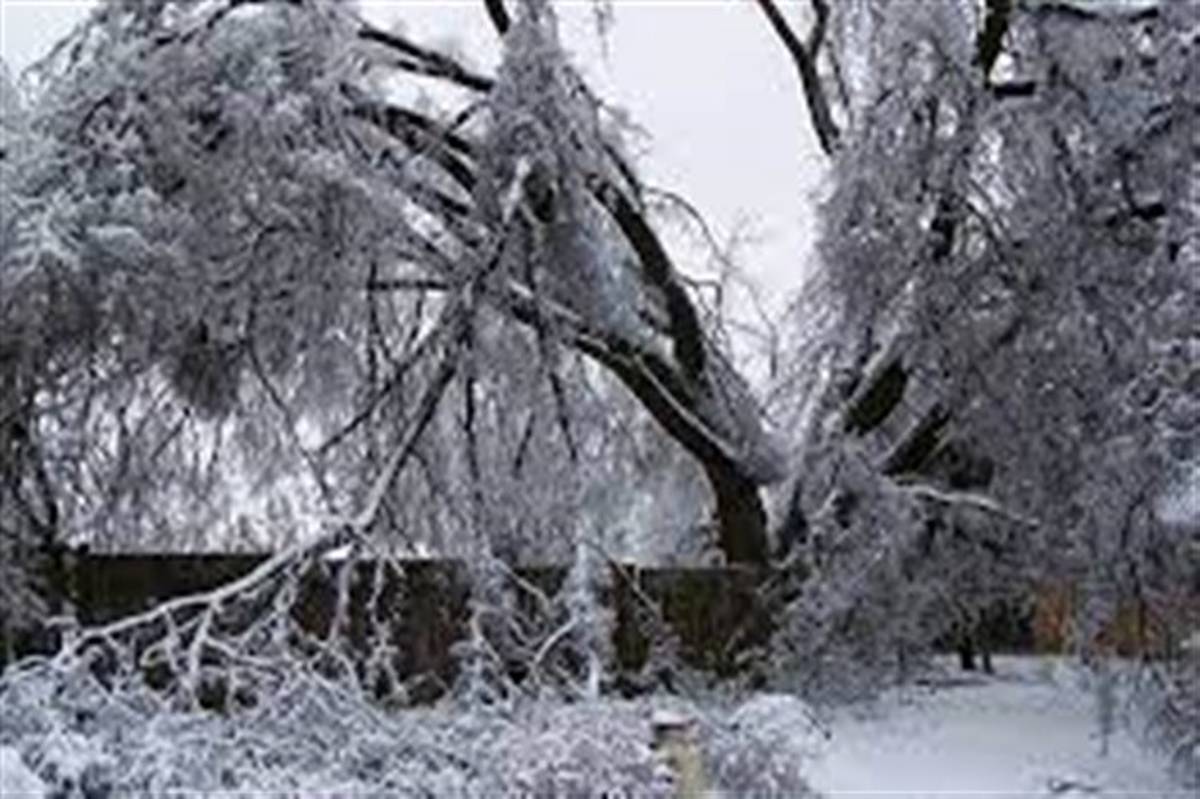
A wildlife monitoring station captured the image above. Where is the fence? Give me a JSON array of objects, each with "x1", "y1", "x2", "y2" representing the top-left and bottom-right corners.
[{"x1": 1, "y1": 552, "x2": 773, "y2": 702}]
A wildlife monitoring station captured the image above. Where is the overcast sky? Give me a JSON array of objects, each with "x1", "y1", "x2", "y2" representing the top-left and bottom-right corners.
[{"x1": 1, "y1": 0, "x2": 827, "y2": 362}]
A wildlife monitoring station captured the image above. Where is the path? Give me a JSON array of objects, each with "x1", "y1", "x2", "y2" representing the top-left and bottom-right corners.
[{"x1": 805, "y1": 658, "x2": 1185, "y2": 798}]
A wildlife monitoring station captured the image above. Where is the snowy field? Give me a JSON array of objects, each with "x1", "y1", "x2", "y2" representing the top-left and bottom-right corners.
[{"x1": 806, "y1": 657, "x2": 1187, "y2": 798}]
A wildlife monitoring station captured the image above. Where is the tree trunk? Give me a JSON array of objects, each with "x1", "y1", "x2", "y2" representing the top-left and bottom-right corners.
[
  {"x1": 706, "y1": 465, "x2": 770, "y2": 567},
  {"x1": 958, "y1": 631, "x2": 977, "y2": 672},
  {"x1": 561, "y1": 327, "x2": 773, "y2": 568}
]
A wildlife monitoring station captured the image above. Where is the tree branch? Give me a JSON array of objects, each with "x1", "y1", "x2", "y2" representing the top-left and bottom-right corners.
[
  {"x1": 483, "y1": 0, "x2": 511, "y2": 36},
  {"x1": 357, "y1": 25, "x2": 495, "y2": 93},
  {"x1": 347, "y1": 95, "x2": 478, "y2": 193},
  {"x1": 346, "y1": 18, "x2": 772, "y2": 561},
  {"x1": 754, "y1": 0, "x2": 841, "y2": 156},
  {"x1": 585, "y1": 174, "x2": 707, "y2": 382},
  {"x1": 807, "y1": 0, "x2": 830, "y2": 57},
  {"x1": 894, "y1": 481, "x2": 1039, "y2": 529},
  {"x1": 365, "y1": 278, "x2": 450, "y2": 293}
]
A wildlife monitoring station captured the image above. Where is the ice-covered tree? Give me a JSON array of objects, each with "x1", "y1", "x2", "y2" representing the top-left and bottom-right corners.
[
  {"x1": 0, "y1": 5, "x2": 809, "y2": 790},
  {"x1": 0, "y1": 0, "x2": 786, "y2": 582},
  {"x1": 764, "y1": 0, "x2": 1196, "y2": 692}
]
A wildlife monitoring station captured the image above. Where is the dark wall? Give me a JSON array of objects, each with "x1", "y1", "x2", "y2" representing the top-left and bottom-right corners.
[{"x1": 2, "y1": 553, "x2": 772, "y2": 702}]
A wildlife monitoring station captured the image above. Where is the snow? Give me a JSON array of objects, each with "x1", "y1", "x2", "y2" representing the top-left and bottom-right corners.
[
  {"x1": 727, "y1": 692, "x2": 830, "y2": 762},
  {"x1": 805, "y1": 657, "x2": 1185, "y2": 798},
  {"x1": 0, "y1": 746, "x2": 44, "y2": 798},
  {"x1": 1, "y1": 656, "x2": 1183, "y2": 796}
]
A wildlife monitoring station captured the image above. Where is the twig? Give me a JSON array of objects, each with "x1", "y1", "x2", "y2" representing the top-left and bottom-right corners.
[
  {"x1": 894, "y1": 481, "x2": 1040, "y2": 528},
  {"x1": 753, "y1": 0, "x2": 841, "y2": 155}
]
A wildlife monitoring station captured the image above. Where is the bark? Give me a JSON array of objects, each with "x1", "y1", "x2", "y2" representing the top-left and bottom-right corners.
[
  {"x1": 706, "y1": 466, "x2": 770, "y2": 567},
  {"x1": 561, "y1": 330, "x2": 771, "y2": 567}
]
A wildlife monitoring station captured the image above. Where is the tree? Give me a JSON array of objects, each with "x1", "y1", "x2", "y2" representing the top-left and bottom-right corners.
[
  {"x1": 767, "y1": 0, "x2": 1197, "y2": 692},
  {"x1": 0, "y1": 0, "x2": 787, "y2": 577}
]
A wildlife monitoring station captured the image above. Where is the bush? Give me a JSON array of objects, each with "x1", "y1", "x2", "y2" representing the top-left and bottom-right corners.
[
  {"x1": 1, "y1": 656, "x2": 824, "y2": 797},
  {"x1": 1136, "y1": 654, "x2": 1200, "y2": 787}
]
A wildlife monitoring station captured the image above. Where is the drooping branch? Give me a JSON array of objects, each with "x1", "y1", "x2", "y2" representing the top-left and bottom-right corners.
[
  {"x1": 584, "y1": 175, "x2": 708, "y2": 382},
  {"x1": 356, "y1": 148, "x2": 771, "y2": 562},
  {"x1": 357, "y1": 25, "x2": 495, "y2": 93},
  {"x1": 498, "y1": 282, "x2": 771, "y2": 564},
  {"x1": 88, "y1": 0, "x2": 778, "y2": 566},
  {"x1": 58, "y1": 318, "x2": 465, "y2": 671},
  {"x1": 753, "y1": 0, "x2": 841, "y2": 156},
  {"x1": 346, "y1": 95, "x2": 478, "y2": 193},
  {"x1": 349, "y1": 87, "x2": 762, "y2": 477},
  {"x1": 351, "y1": 12, "x2": 713, "y2": 391}
]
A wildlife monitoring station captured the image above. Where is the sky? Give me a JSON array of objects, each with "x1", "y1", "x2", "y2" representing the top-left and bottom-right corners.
[{"x1": 0, "y1": 0, "x2": 828, "y2": 369}]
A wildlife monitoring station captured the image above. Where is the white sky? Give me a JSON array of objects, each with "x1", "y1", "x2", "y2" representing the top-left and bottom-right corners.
[{"x1": 1, "y1": 0, "x2": 827, "y2": 368}]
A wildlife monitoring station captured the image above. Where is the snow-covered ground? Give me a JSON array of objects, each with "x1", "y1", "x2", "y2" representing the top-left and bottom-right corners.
[
  {"x1": 1, "y1": 657, "x2": 1187, "y2": 797},
  {"x1": 806, "y1": 657, "x2": 1185, "y2": 798}
]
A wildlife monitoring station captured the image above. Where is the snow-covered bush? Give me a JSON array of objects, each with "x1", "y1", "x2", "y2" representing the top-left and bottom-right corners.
[
  {"x1": 466, "y1": 701, "x2": 674, "y2": 797},
  {"x1": 0, "y1": 745, "x2": 45, "y2": 797},
  {"x1": 709, "y1": 693, "x2": 829, "y2": 796},
  {"x1": 0, "y1": 652, "x2": 827, "y2": 797},
  {"x1": 1135, "y1": 655, "x2": 1200, "y2": 787}
]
